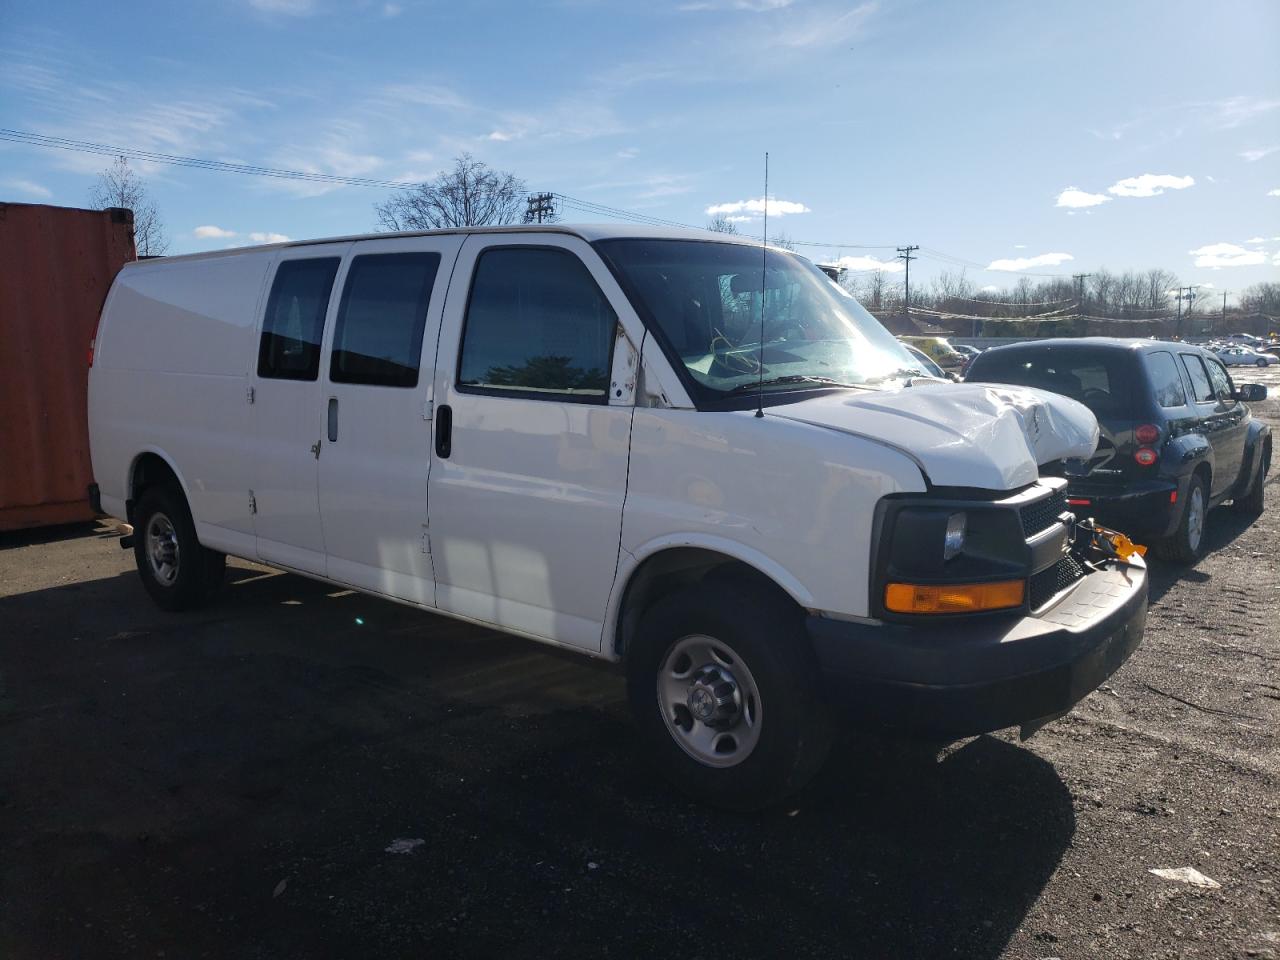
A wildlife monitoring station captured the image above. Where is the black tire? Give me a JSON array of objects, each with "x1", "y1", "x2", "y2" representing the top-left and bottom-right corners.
[
  {"x1": 132, "y1": 482, "x2": 226, "y2": 611},
  {"x1": 1230, "y1": 440, "x2": 1270, "y2": 516},
  {"x1": 625, "y1": 580, "x2": 832, "y2": 811},
  {"x1": 1257, "y1": 358, "x2": 1267, "y2": 367},
  {"x1": 1154, "y1": 473, "x2": 1208, "y2": 564}
]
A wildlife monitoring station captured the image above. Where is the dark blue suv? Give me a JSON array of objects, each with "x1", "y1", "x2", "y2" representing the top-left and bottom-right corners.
[{"x1": 966, "y1": 338, "x2": 1271, "y2": 562}]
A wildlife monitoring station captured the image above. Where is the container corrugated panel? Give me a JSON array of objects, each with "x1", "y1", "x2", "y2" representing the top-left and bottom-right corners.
[{"x1": 0, "y1": 202, "x2": 136, "y2": 531}]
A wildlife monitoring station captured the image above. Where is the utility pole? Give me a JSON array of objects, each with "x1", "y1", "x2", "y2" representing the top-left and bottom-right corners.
[
  {"x1": 1175, "y1": 285, "x2": 1200, "y2": 338},
  {"x1": 524, "y1": 192, "x2": 556, "y2": 224},
  {"x1": 1073, "y1": 272, "x2": 1092, "y2": 321},
  {"x1": 1221, "y1": 290, "x2": 1230, "y2": 334},
  {"x1": 896, "y1": 245, "x2": 918, "y2": 321}
]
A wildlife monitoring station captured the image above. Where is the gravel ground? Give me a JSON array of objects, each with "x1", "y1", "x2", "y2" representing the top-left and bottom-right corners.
[{"x1": 2, "y1": 369, "x2": 1277, "y2": 960}]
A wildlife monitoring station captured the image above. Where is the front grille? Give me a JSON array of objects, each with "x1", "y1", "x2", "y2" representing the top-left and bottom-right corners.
[
  {"x1": 1029, "y1": 555, "x2": 1086, "y2": 610},
  {"x1": 1020, "y1": 487, "x2": 1068, "y2": 538}
]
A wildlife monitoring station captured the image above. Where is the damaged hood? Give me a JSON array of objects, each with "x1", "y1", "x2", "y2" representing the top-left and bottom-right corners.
[{"x1": 770, "y1": 382, "x2": 1099, "y2": 490}]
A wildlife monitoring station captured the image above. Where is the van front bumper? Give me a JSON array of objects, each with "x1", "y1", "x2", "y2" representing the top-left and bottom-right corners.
[{"x1": 806, "y1": 558, "x2": 1147, "y2": 737}]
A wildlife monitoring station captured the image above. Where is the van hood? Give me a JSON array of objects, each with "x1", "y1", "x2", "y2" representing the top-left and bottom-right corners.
[{"x1": 769, "y1": 382, "x2": 1099, "y2": 490}]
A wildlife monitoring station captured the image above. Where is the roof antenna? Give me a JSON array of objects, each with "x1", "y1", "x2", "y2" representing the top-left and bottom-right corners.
[{"x1": 755, "y1": 151, "x2": 768, "y2": 419}]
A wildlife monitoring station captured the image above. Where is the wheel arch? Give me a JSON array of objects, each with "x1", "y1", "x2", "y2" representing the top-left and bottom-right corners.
[
  {"x1": 606, "y1": 537, "x2": 813, "y2": 662},
  {"x1": 126, "y1": 448, "x2": 192, "y2": 523}
]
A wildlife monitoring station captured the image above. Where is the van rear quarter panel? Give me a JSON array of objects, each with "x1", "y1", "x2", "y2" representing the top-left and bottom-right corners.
[
  {"x1": 618, "y1": 408, "x2": 926, "y2": 624},
  {"x1": 90, "y1": 250, "x2": 276, "y2": 549}
]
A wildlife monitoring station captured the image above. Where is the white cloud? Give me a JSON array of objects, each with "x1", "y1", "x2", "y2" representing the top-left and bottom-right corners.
[
  {"x1": 1012, "y1": 244, "x2": 1026, "y2": 249},
  {"x1": 725, "y1": 215, "x2": 753, "y2": 223},
  {"x1": 774, "y1": 2, "x2": 875, "y2": 47},
  {"x1": 1188, "y1": 242, "x2": 1266, "y2": 268},
  {"x1": 1107, "y1": 173, "x2": 1195, "y2": 198},
  {"x1": 382, "y1": 2, "x2": 402, "y2": 16},
  {"x1": 1216, "y1": 96, "x2": 1280, "y2": 129},
  {"x1": 829, "y1": 254, "x2": 903, "y2": 274},
  {"x1": 486, "y1": 130, "x2": 513, "y2": 142},
  {"x1": 1241, "y1": 146, "x2": 1278, "y2": 162},
  {"x1": 1055, "y1": 187, "x2": 1109, "y2": 208},
  {"x1": 980, "y1": 285, "x2": 1001, "y2": 293},
  {"x1": 1245, "y1": 236, "x2": 1267, "y2": 244},
  {"x1": 1268, "y1": 188, "x2": 1280, "y2": 197},
  {"x1": 705, "y1": 197, "x2": 810, "y2": 217},
  {"x1": 986, "y1": 252, "x2": 1075, "y2": 272},
  {"x1": 248, "y1": 0, "x2": 314, "y2": 13},
  {"x1": 1274, "y1": 251, "x2": 1280, "y2": 267},
  {"x1": 249, "y1": 232, "x2": 291, "y2": 244},
  {"x1": 616, "y1": 147, "x2": 638, "y2": 160},
  {"x1": 194, "y1": 224, "x2": 237, "y2": 239},
  {"x1": 3, "y1": 178, "x2": 52, "y2": 198}
]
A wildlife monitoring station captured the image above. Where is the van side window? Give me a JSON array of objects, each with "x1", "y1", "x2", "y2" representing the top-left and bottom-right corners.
[
  {"x1": 458, "y1": 247, "x2": 616, "y2": 401},
  {"x1": 1144, "y1": 351, "x2": 1186, "y2": 408},
  {"x1": 330, "y1": 253, "x2": 440, "y2": 388},
  {"x1": 258, "y1": 258, "x2": 340, "y2": 381},
  {"x1": 1205, "y1": 358, "x2": 1234, "y2": 402},
  {"x1": 1180, "y1": 354, "x2": 1214, "y2": 402}
]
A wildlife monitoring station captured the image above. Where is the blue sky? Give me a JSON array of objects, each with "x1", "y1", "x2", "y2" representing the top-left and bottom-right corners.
[{"x1": 2, "y1": 0, "x2": 1278, "y2": 297}]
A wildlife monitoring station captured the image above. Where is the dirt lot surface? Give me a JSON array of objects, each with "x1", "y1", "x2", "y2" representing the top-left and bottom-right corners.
[{"x1": 3, "y1": 370, "x2": 1278, "y2": 960}]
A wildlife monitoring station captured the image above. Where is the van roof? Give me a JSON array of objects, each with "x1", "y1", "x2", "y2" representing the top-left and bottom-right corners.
[
  {"x1": 982, "y1": 337, "x2": 1215, "y2": 357},
  {"x1": 122, "y1": 223, "x2": 765, "y2": 268}
]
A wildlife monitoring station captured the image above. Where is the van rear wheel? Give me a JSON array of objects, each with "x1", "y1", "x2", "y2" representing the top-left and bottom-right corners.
[
  {"x1": 626, "y1": 581, "x2": 832, "y2": 811},
  {"x1": 133, "y1": 483, "x2": 225, "y2": 611}
]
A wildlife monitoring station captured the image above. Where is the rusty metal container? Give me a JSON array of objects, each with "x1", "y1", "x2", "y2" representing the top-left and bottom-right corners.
[{"x1": 0, "y1": 202, "x2": 136, "y2": 531}]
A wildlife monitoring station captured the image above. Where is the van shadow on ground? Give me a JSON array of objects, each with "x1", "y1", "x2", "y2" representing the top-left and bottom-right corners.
[{"x1": 1, "y1": 562, "x2": 1075, "y2": 959}]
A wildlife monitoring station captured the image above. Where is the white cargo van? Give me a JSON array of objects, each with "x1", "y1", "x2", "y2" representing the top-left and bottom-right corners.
[{"x1": 88, "y1": 225, "x2": 1147, "y2": 807}]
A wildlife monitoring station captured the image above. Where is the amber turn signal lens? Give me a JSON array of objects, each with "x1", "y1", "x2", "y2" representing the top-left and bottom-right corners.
[{"x1": 884, "y1": 580, "x2": 1025, "y2": 614}]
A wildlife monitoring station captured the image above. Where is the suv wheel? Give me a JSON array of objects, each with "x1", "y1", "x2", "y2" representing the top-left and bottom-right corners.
[
  {"x1": 626, "y1": 581, "x2": 832, "y2": 810},
  {"x1": 1230, "y1": 441, "x2": 1270, "y2": 516},
  {"x1": 133, "y1": 483, "x2": 226, "y2": 611},
  {"x1": 1155, "y1": 474, "x2": 1207, "y2": 564}
]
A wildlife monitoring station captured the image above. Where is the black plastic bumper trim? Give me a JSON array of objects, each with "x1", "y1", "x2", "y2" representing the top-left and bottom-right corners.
[{"x1": 807, "y1": 559, "x2": 1147, "y2": 737}]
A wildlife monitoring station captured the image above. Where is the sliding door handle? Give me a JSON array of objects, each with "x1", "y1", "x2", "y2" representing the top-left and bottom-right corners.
[
  {"x1": 327, "y1": 397, "x2": 338, "y2": 442},
  {"x1": 435, "y1": 404, "x2": 452, "y2": 459}
]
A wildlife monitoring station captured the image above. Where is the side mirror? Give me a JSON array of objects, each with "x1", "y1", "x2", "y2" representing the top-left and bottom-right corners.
[{"x1": 1233, "y1": 384, "x2": 1267, "y2": 402}]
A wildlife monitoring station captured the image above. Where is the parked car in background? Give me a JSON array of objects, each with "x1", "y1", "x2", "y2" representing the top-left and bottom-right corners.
[
  {"x1": 900, "y1": 335, "x2": 965, "y2": 371},
  {"x1": 901, "y1": 343, "x2": 956, "y2": 380},
  {"x1": 1216, "y1": 345, "x2": 1277, "y2": 367},
  {"x1": 966, "y1": 338, "x2": 1271, "y2": 562},
  {"x1": 88, "y1": 224, "x2": 1149, "y2": 807}
]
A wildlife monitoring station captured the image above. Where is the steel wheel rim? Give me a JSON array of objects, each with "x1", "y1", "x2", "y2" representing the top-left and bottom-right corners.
[
  {"x1": 1187, "y1": 486, "x2": 1205, "y2": 553},
  {"x1": 146, "y1": 512, "x2": 180, "y2": 586},
  {"x1": 656, "y1": 634, "x2": 763, "y2": 769}
]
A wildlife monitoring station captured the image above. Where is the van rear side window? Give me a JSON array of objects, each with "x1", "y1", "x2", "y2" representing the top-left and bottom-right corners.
[
  {"x1": 330, "y1": 253, "x2": 440, "y2": 388},
  {"x1": 258, "y1": 258, "x2": 340, "y2": 381}
]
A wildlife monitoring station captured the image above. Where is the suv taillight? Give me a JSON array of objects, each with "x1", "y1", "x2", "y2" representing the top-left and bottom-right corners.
[
  {"x1": 1134, "y1": 447, "x2": 1158, "y2": 466},
  {"x1": 1135, "y1": 423, "x2": 1160, "y2": 444}
]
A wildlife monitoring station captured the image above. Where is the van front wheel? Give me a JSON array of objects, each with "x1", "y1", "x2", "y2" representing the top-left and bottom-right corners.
[
  {"x1": 133, "y1": 483, "x2": 225, "y2": 611},
  {"x1": 626, "y1": 582, "x2": 832, "y2": 810}
]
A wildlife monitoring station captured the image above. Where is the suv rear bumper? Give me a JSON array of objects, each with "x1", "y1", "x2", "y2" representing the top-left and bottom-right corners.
[
  {"x1": 1066, "y1": 478, "x2": 1181, "y2": 541},
  {"x1": 806, "y1": 557, "x2": 1147, "y2": 737}
]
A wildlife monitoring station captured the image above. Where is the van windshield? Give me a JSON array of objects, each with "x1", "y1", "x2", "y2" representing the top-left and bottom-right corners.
[{"x1": 594, "y1": 239, "x2": 917, "y2": 403}]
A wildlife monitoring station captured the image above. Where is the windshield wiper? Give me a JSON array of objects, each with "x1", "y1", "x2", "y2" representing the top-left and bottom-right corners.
[
  {"x1": 727, "y1": 375, "x2": 858, "y2": 394},
  {"x1": 867, "y1": 368, "x2": 935, "y2": 384}
]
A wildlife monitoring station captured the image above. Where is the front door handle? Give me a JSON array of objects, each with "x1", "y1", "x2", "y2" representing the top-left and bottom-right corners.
[
  {"x1": 435, "y1": 404, "x2": 452, "y2": 459},
  {"x1": 327, "y1": 397, "x2": 338, "y2": 442}
]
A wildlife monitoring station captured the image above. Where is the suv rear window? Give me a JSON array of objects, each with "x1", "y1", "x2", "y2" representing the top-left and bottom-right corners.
[
  {"x1": 1144, "y1": 350, "x2": 1187, "y2": 408},
  {"x1": 966, "y1": 349, "x2": 1131, "y2": 418}
]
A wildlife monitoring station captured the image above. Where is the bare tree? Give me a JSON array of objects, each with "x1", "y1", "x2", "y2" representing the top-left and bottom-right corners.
[
  {"x1": 851, "y1": 270, "x2": 887, "y2": 309},
  {"x1": 770, "y1": 231, "x2": 796, "y2": 252},
  {"x1": 1142, "y1": 268, "x2": 1176, "y2": 311},
  {"x1": 89, "y1": 156, "x2": 168, "y2": 256},
  {"x1": 707, "y1": 215, "x2": 739, "y2": 234},
  {"x1": 1241, "y1": 282, "x2": 1280, "y2": 315},
  {"x1": 375, "y1": 153, "x2": 528, "y2": 230}
]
